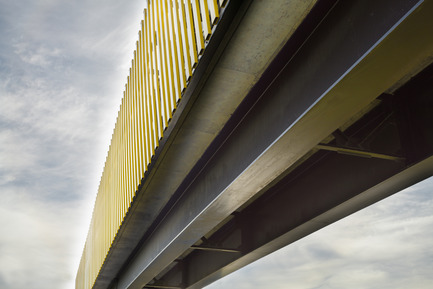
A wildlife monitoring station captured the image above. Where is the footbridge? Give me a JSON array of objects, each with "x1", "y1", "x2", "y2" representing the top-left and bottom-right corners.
[{"x1": 76, "y1": 0, "x2": 433, "y2": 288}]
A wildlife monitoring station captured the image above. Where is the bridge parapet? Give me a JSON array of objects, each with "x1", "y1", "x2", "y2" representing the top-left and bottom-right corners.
[{"x1": 76, "y1": 1, "x2": 229, "y2": 288}]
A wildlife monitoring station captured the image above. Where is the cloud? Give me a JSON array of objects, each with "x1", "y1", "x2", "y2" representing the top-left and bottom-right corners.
[
  {"x1": 0, "y1": 189, "x2": 85, "y2": 288},
  {"x1": 0, "y1": 0, "x2": 146, "y2": 288},
  {"x1": 207, "y1": 177, "x2": 433, "y2": 289}
]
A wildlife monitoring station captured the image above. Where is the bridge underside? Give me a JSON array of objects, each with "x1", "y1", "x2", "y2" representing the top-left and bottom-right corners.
[
  {"x1": 146, "y1": 63, "x2": 433, "y2": 289},
  {"x1": 101, "y1": 1, "x2": 433, "y2": 288}
]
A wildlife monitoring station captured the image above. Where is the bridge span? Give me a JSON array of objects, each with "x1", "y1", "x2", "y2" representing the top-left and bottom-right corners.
[{"x1": 77, "y1": 0, "x2": 433, "y2": 288}]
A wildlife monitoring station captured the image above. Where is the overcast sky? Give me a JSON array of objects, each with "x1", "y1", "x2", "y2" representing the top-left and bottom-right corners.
[
  {"x1": 0, "y1": 1, "x2": 432, "y2": 289},
  {"x1": 0, "y1": 0, "x2": 144, "y2": 288}
]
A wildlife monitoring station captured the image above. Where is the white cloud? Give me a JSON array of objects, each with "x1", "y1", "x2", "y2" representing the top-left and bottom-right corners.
[
  {"x1": 0, "y1": 0, "x2": 146, "y2": 288},
  {"x1": 0, "y1": 189, "x2": 86, "y2": 288}
]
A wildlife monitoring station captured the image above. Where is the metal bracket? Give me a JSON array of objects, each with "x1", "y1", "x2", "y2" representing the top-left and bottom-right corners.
[
  {"x1": 144, "y1": 278, "x2": 182, "y2": 289},
  {"x1": 191, "y1": 237, "x2": 241, "y2": 253},
  {"x1": 316, "y1": 144, "x2": 405, "y2": 162},
  {"x1": 143, "y1": 285, "x2": 182, "y2": 289},
  {"x1": 190, "y1": 244, "x2": 241, "y2": 253}
]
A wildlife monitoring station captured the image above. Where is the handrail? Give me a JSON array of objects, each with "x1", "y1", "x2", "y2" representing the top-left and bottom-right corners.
[{"x1": 76, "y1": 1, "x2": 228, "y2": 288}]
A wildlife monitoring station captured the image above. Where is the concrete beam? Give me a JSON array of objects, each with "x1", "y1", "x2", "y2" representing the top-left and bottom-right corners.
[{"x1": 117, "y1": 0, "x2": 433, "y2": 288}]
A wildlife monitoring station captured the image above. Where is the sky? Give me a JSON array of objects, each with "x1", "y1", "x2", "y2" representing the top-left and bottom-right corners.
[
  {"x1": 0, "y1": 0, "x2": 144, "y2": 288},
  {"x1": 0, "y1": 1, "x2": 432, "y2": 289}
]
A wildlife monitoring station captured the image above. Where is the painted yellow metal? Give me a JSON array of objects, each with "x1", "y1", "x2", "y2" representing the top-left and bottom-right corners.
[
  {"x1": 167, "y1": 0, "x2": 182, "y2": 109},
  {"x1": 143, "y1": 13, "x2": 154, "y2": 164},
  {"x1": 183, "y1": 0, "x2": 199, "y2": 68},
  {"x1": 174, "y1": 0, "x2": 189, "y2": 87},
  {"x1": 177, "y1": 0, "x2": 193, "y2": 81},
  {"x1": 155, "y1": 1, "x2": 170, "y2": 127},
  {"x1": 160, "y1": 0, "x2": 176, "y2": 121},
  {"x1": 219, "y1": 0, "x2": 228, "y2": 8},
  {"x1": 76, "y1": 1, "x2": 226, "y2": 288},
  {"x1": 200, "y1": 0, "x2": 212, "y2": 40},
  {"x1": 149, "y1": 2, "x2": 163, "y2": 145},
  {"x1": 125, "y1": 75, "x2": 130, "y2": 217},
  {"x1": 132, "y1": 53, "x2": 139, "y2": 195},
  {"x1": 136, "y1": 39, "x2": 145, "y2": 181},
  {"x1": 209, "y1": 0, "x2": 219, "y2": 26},
  {"x1": 191, "y1": 0, "x2": 205, "y2": 55}
]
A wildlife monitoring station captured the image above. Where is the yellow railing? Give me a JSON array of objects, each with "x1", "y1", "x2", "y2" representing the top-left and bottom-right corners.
[{"x1": 76, "y1": 1, "x2": 228, "y2": 288}]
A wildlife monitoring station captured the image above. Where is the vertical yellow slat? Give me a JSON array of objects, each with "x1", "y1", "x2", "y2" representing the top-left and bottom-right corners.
[
  {"x1": 132, "y1": 57, "x2": 139, "y2": 199},
  {"x1": 114, "y1": 103, "x2": 121, "y2": 243},
  {"x1": 131, "y1": 57, "x2": 138, "y2": 200},
  {"x1": 142, "y1": 14, "x2": 149, "y2": 167},
  {"x1": 142, "y1": 18, "x2": 151, "y2": 170},
  {"x1": 149, "y1": 3, "x2": 157, "y2": 151},
  {"x1": 191, "y1": 0, "x2": 205, "y2": 55},
  {"x1": 122, "y1": 80, "x2": 127, "y2": 222},
  {"x1": 115, "y1": 103, "x2": 119, "y2": 238},
  {"x1": 144, "y1": 10, "x2": 156, "y2": 162},
  {"x1": 219, "y1": 0, "x2": 228, "y2": 8},
  {"x1": 109, "y1": 145, "x2": 112, "y2": 247},
  {"x1": 109, "y1": 141, "x2": 113, "y2": 242},
  {"x1": 167, "y1": 0, "x2": 184, "y2": 107},
  {"x1": 172, "y1": 0, "x2": 187, "y2": 92},
  {"x1": 155, "y1": 1, "x2": 171, "y2": 128},
  {"x1": 129, "y1": 66, "x2": 134, "y2": 210},
  {"x1": 148, "y1": 4, "x2": 159, "y2": 151},
  {"x1": 101, "y1": 165, "x2": 104, "y2": 261},
  {"x1": 128, "y1": 62, "x2": 133, "y2": 205},
  {"x1": 135, "y1": 40, "x2": 143, "y2": 186},
  {"x1": 176, "y1": 0, "x2": 193, "y2": 81},
  {"x1": 116, "y1": 108, "x2": 120, "y2": 238},
  {"x1": 115, "y1": 111, "x2": 120, "y2": 242},
  {"x1": 117, "y1": 98, "x2": 121, "y2": 232},
  {"x1": 104, "y1": 146, "x2": 109, "y2": 248},
  {"x1": 139, "y1": 33, "x2": 146, "y2": 176},
  {"x1": 119, "y1": 95, "x2": 123, "y2": 232},
  {"x1": 118, "y1": 102, "x2": 122, "y2": 234},
  {"x1": 184, "y1": 0, "x2": 199, "y2": 67},
  {"x1": 121, "y1": 90, "x2": 126, "y2": 229},
  {"x1": 134, "y1": 53, "x2": 140, "y2": 196},
  {"x1": 105, "y1": 160, "x2": 109, "y2": 256},
  {"x1": 122, "y1": 84, "x2": 126, "y2": 226},
  {"x1": 105, "y1": 154, "x2": 108, "y2": 250},
  {"x1": 112, "y1": 114, "x2": 115, "y2": 239},
  {"x1": 159, "y1": 0, "x2": 175, "y2": 121},
  {"x1": 164, "y1": 0, "x2": 179, "y2": 113},
  {"x1": 105, "y1": 151, "x2": 108, "y2": 254},
  {"x1": 122, "y1": 86, "x2": 126, "y2": 223},
  {"x1": 134, "y1": 48, "x2": 141, "y2": 197},
  {"x1": 208, "y1": 0, "x2": 219, "y2": 26},
  {"x1": 199, "y1": 0, "x2": 212, "y2": 40},
  {"x1": 150, "y1": 2, "x2": 163, "y2": 146},
  {"x1": 138, "y1": 30, "x2": 147, "y2": 175},
  {"x1": 105, "y1": 152, "x2": 108, "y2": 257},
  {"x1": 107, "y1": 139, "x2": 113, "y2": 241},
  {"x1": 130, "y1": 58, "x2": 135, "y2": 203},
  {"x1": 128, "y1": 68, "x2": 133, "y2": 214},
  {"x1": 128, "y1": 65, "x2": 132, "y2": 206}
]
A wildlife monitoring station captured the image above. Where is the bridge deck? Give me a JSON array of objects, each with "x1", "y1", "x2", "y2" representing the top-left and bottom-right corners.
[{"x1": 77, "y1": 0, "x2": 433, "y2": 288}]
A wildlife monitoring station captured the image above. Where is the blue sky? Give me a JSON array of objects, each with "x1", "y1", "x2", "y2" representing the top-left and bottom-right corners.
[{"x1": 0, "y1": 1, "x2": 432, "y2": 289}]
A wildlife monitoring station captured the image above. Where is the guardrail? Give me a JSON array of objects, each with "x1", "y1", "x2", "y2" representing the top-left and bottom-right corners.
[{"x1": 76, "y1": 1, "x2": 228, "y2": 288}]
